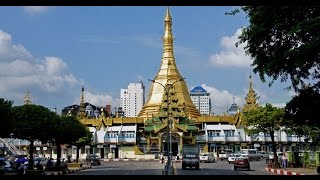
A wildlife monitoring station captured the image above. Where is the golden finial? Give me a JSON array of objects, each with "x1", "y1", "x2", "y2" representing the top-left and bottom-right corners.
[
  {"x1": 24, "y1": 91, "x2": 32, "y2": 105},
  {"x1": 165, "y1": 6, "x2": 172, "y2": 22}
]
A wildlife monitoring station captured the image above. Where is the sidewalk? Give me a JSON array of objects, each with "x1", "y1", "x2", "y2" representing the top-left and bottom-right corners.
[{"x1": 266, "y1": 167, "x2": 319, "y2": 175}]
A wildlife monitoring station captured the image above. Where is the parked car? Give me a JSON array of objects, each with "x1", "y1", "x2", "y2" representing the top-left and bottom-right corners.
[
  {"x1": 258, "y1": 151, "x2": 269, "y2": 159},
  {"x1": 228, "y1": 153, "x2": 240, "y2": 164},
  {"x1": 0, "y1": 158, "x2": 5, "y2": 175},
  {"x1": 199, "y1": 152, "x2": 215, "y2": 163},
  {"x1": 234, "y1": 157, "x2": 250, "y2": 171},
  {"x1": 239, "y1": 149, "x2": 260, "y2": 161},
  {"x1": 4, "y1": 160, "x2": 15, "y2": 173},
  {"x1": 86, "y1": 154, "x2": 101, "y2": 166},
  {"x1": 33, "y1": 157, "x2": 48, "y2": 170}
]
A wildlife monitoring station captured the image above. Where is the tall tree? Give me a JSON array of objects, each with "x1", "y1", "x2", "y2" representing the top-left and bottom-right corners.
[
  {"x1": 235, "y1": 6, "x2": 320, "y2": 92},
  {"x1": 243, "y1": 103, "x2": 285, "y2": 168},
  {"x1": 12, "y1": 104, "x2": 59, "y2": 170},
  {"x1": 0, "y1": 98, "x2": 14, "y2": 138},
  {"x1": 232, "y1": 6, "x2": 320, "y2": 146},
  {"x1": 284, "y1": 85, "x2": 320, "y2": 145},
  {"x1": 53, "y1": 116, "x2": 90, "y2": 167}
]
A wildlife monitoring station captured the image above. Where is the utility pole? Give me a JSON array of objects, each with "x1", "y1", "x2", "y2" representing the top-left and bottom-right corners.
[{"x1": 149, "y1": 78, "x2": 185, "y2": 175}]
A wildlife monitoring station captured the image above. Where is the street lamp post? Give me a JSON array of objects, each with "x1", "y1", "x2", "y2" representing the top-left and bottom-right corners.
[{"x1": 149, "y1": 78, "x2": 185, "y2": 175}]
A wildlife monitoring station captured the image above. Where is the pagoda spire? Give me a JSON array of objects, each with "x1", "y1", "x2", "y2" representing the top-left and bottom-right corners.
[
  {"x1": 24, "y1": 91, "x2": 32, "y2": 105},
  {"x1": 242, "y1": 74, "x2": 259, "y2": 112},
  {"x1": 138, "y1": 7, "x2": 200, "y2": 119},
  {"x1": 78, "y1": 85, "x2": 86, "y2": 118}
]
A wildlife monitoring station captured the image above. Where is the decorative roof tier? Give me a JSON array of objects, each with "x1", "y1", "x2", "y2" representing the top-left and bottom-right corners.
[
  {"x1": 242, "y1": 74, "x2": 259, "y2": 112},
  {"x1": 138, "y1": 7, "x2": 200, "y2": 119}
]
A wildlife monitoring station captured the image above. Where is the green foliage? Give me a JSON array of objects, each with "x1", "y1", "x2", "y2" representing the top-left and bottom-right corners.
[
  {"x1": 0, "y1": 98, "x2": 14, "y2": 137},
  {"x1": 284, "y1": 86, "x2": 320, "y2": 145},
  {"x1": 73, "y1": 126, "x2": 93, "y2": 147},
  {"x1": 12, "y1": 104, "x2": 59, "y2": 143},
  {"x1": 54, "y1": 116, "x2": 89, "y2": 144},
  {"x1": 236, "y1": 6, "x2": 320, "y2": 92},
  {"x1": 243, "y1": 103, "x2": 285, "y2": 135}
]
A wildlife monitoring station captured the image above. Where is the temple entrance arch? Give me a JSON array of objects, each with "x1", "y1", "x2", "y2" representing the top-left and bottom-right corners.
[{"x1": 161, "y1": 132, "x2": 180, "y2": 156}]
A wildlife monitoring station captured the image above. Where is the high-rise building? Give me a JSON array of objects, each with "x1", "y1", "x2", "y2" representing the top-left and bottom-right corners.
[
  {"x1": 190, "y1": 86, "x2": 211, "y2": 115},
  {"x1": 120, "y1": 81, "x2": 145, "y2": 117}
]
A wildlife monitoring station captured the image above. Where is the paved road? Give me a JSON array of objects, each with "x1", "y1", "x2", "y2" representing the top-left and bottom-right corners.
[
  {"x1": 175, "y1": 159, "x2": 275, "y2": 175},
  {"x1": 68, "y1": 159, "x2": 275, "y2": 175},
  {"x1": 68, "y1": 161, "x2": 165, "y2": 175}
]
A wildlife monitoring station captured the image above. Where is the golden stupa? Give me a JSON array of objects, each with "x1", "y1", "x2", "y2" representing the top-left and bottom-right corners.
[{"x1": 138, "y1": 7, "x2": 201, "y2": 120}]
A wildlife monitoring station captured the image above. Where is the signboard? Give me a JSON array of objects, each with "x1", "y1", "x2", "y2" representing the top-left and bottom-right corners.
[
  {"x1": 43, "y1": 147, "x2": 47, "y2": 150},
  {"x1": 240, "y1": 143, "x2": 247, "y2": 146},
  {"x1": 36, "y1": 147, "x2": 40, "y2": 150},
  {"x1": 254, "y1": 143, "x2": 260, "y2": 148},
  {"x1": 85, "y1": 145, "x2": 90, "y2": 149},
  {"x1": 72, "y1": 146, "x2": 77, "y2": 149},
  {"x1": 110, "y1": 145, "x2": 116, "y2": 148},
  {"x1": 97, "y1": 145, "x2": 103, "y2": 148}
]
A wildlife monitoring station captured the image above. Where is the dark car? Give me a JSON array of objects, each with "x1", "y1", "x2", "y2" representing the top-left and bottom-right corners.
[
  {"x1": 86, "y1": 155, "x2": 101, "y2": 166},
  {"x1": 234, "y1": 157, "x2": 250, "y2": 171},
  {"x1": 0, "y1": 158, "x2": 5, "y2": 174}
]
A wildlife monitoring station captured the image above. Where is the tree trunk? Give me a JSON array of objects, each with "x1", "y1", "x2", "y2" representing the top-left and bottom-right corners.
[
  {"x1": 56, "y1": 142, "x2": 61, "y2": 168},
  {"x1": 270, "y1": 131, "x2": 280, "y2": 168},
  {"x1": 76, "y1": 146, "x2": 80, "y2": 163},
  {"x1": 28, "y1": 139, "x2": 34, "y2": 170}
]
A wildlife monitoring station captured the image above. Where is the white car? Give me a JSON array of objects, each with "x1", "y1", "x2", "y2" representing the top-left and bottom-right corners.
[
  {"x1": 259, "y1": 151, "x2": 269, "y2": 159},
  {"x1": 228, "y1": 153, "x2": 240, "y2": 164},
  {"x1": 199, "y1": 153, "x2": 215, "y2": 163}
]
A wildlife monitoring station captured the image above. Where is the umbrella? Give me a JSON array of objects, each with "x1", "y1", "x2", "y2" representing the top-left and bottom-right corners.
[{"x1": 15, "y1": 157, "x2": 28, "y2": 164}]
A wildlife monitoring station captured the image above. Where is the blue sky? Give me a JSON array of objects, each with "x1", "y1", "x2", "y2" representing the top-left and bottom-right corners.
[{"x1": 0, "y1": 6, "x2": 295, "y2": 115}]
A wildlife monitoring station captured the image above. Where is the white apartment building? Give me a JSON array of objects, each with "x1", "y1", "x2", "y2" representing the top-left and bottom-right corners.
[
  {"x1": 120, "y1": 81, "x2": 145, "y2": 117},
  {"x1": 190, "y1": 86, "x2": 211, "y2": 115}
]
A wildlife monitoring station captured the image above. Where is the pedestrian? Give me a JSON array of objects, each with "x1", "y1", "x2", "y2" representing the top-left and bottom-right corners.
[{"x1": 282, "y1": 153, "x2": 288, "y2": 169}]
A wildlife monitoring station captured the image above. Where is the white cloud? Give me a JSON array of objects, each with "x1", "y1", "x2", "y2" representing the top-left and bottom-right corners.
[
  {"x1": 23, "y1": 6, "x2": 49, "y2": 15},
  {"x1": 200, "y1": 84, "x2": 245, "y2": 115},
  {"x1": 44, "y1": 57, "x2": 68, "y2": 75},
  {"x1": 209, "y1": 28, "x2": 252, "y2": 68},
  {"x1": 0, "y1": 29, "x2": 79, "y2": 106},
  {"x1": 0, "y1": 30, "x2": 34, "y2": 62}
]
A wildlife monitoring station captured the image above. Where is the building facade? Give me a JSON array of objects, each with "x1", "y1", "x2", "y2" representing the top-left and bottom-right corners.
[
  {"x1": 120, "y1": 81, "x2": 145, "y2": 117},
  {"x1": 190, "y1": 86, "x2": 212, "y2": 115}
]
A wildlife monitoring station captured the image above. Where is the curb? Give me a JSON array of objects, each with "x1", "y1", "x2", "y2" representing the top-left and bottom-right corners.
[
  {"x1": 45, "y1": 166, "x2": 92, "y2": 175},
  {"x1": 265, "y1": 168, "x2": 303, "y2": 175}
]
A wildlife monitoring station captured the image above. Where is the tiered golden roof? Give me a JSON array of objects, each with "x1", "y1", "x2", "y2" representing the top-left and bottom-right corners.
[
  {"x1": 242, "y1": 74, "x2": 259, "y2": 112},
  {"x1": 77, "y1": 86, "x2": 86, "y2": 118},
  {"x1": 138, "y1": 7, "x2": 200, "y2": 120}
]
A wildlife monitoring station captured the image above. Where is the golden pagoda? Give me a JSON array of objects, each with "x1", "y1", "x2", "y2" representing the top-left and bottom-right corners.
[
  {"x1": 242, "y1": 74, "x2": 259, "y2": 112},
  {"x1": 24, "y1": 91, "x2": 32, "y2": 105},
  {"x1": 138, "y1": 7, "x2": 200, "y2": 120},
  {"x1": 77, "y1": 86, "x2": 86, "y2": 119}
]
